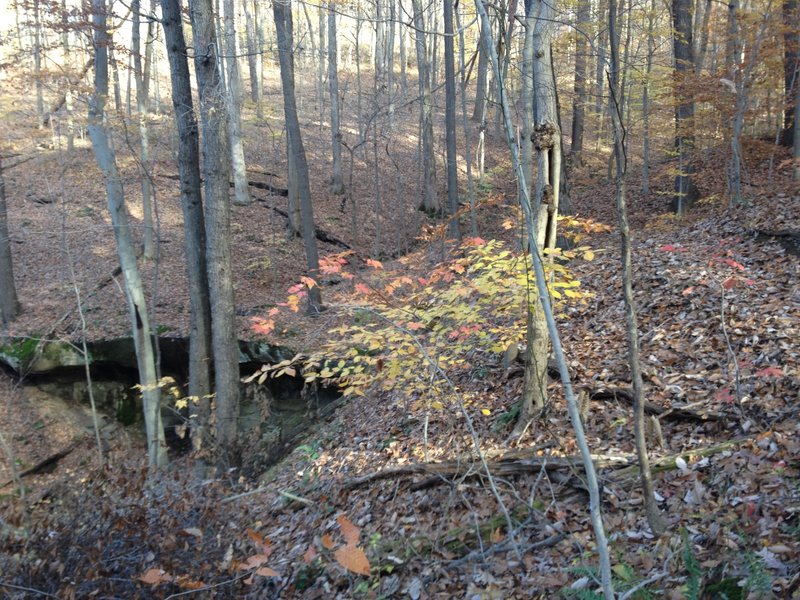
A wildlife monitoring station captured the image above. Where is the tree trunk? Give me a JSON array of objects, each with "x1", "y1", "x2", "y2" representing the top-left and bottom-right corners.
[
  {"x1": 223, "y1": 0, "x2": 252, "y2": 206},
  {"x1": 88, "y1": 0, "x2": 167, "y2": 468},
  {"x1": 33, "y1": 0, "x2": 45, "y2": 128},
  {"x1": 672, "y1": 0, "x2": 697, "y2": 214},
  {"x1": 273, "y1": 0, "x2": 323, "y2": 313},
  {"x1": 0, "y1": 155, "x2": 20, "y2": 326},
  {"x1": 571, "y1": 0, "x2": 590, "y2": 161},
  {"x1": 160, "y1": 0, "x2": 213, "y2": 449},
  {"x1": 518, "y1": 0, "x2": 561, "y2": 429},
  {"x1": 328, "y1": 3, "x2": 345, "y2": 195},
  {"x1": 594, "y1": 0, "x2": 608, "y2": 149},
  {"x1": 472, "y1": 31, "x2": 488, "y2": 123},
  {"x1": 444, "y1": 0, "x2": 460, "y2": 239},
  {"x1": 642, "y1": 0, "x2": 655, "y2": 194},
  {"x1": 608, "y1": 0, "x2": 665, "y2": 537},
  {"x1": 783, "y1": 0, "x2": 799, "y2": 146},
  {"x1": 132, "y1": 0, "x2": 156, "y2": 260},
  {"x1": 473, "y1": 1, "x2": 614, "y2": 594},
  {"x1": 243, "y1": 0, "x2": 262, "y2": 107},
  {"x1": 456, "y1": 5, "x2": 478, "y2": 236},
  {"x1": 411, "y1": 0, "x2": 438, "y2": 212},
  {"x1": 794, "y1": 78, "x2": 800, "y2": 180},
  {"x1": 189, "y1": 0, "x2": 241, "y2": 464}
]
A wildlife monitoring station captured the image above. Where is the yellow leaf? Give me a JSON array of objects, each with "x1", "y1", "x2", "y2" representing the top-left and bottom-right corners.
[
  {"x1": 431, "y1": 400, "x2": 444, "y2": 410},
  {"x1": 337, "y1": 514, "x2": 361, "y2": 545},
  {"x1": 334, "y1": 544, "x2": 371, "y2": 576},
  {"x1": 304, "y1": 373, "x2": 319, "y2": 383},
  {"x1": 481, "y1": 409, "x2": 491, "y2": 416},
  {"x1": 583, "y1": 250, "x2": 595, "y2": 261}
]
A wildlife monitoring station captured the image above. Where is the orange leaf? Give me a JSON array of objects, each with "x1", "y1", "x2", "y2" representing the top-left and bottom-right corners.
[
  {"x1": 246, "y1": 529, "x2": 271, "y2": 555},
  {"x1": 138, "y1": 568, "x2": 173, "y2": 585},
  {"x1": 366, "y1": 258, "x2": 383, "y2": 269},
  {"x1": 406, "y1": 322, "x2": 425, "y2": 331},
  {"x1": 337, "y1": 514, "x2": 361, "y2": 545},
  {"x1": 334, "y1": 544, "x2": 371, "y2": 576},
  {"x1": 255, "y1": 566, "x2": 280, "y2": 578},
  {"x1": 490, "y1": 528, "x2": 504, "y2": 543},
  {"x1": 304, "y1": 545, "x2": 318, "y2": 564},
  {"x1": 321, "y1": 533, "x2": 336, "y2": 549},
  {"x1": 300, "y1": 276, "x2": 317, "y2": 288},
  {"x1": 240, "y1": 554, "x2": 270, "y2": 569},
  {"x1": 355, "y1": 283, "x2": 371, "y2": 296},
  {"x1": 722, "y1": 277, "x2": 737, "y2": 290}
]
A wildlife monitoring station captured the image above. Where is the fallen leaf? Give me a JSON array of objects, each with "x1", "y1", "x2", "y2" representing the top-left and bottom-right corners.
[{"x1": 334, "y1": 543, "x2": 371, "y2": 576}]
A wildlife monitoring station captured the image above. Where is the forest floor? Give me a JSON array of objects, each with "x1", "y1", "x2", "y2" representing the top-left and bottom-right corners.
[{"x1": 1, "y1": 76, "x2": 800, "y2": 598}]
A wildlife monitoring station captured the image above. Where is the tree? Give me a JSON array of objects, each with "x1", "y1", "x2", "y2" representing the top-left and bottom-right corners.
[
  {"x1": 518, "y1": 0, "x2": 563, "y2": 427},
  {"x1": 189, "y1": 0, "x2": 240, "y2": 462},
  {"x1": 160, "y1": 0, "x2": 212, "y2": 448},
  {"x1": 88, "y1": 0, "x2": 167, "y2": 467},
  {"x1": 0, "y1": 155, "x2": 20, "y2": 326},
  {"x1": 328, "y1": 3, "x2": 345, "y2": 195},
  {"x1": 570, "y1": 0, "x2": 591, "y2": 162},
  {"x1": 608, "y1": 0, "x2": 665, "y2": 536},
  {"x1": 672, "y1": 0, "x2": 698, "y2": 214},
  {"x1": 411, "y1": 0, "x2": 438, "y2": 213},
  {"x1": 131, "y1": 0, "x2": 156, "y2": 260},
  {"x1": 443, "y1": 0, "x2": 460, "y2": 239},
  {"x1": 783, "y1": 0, "x2": 799, "y2": 146},
  {"x1": 223, "y1": 0, "x2": 251, "y2": 206},
  {"x1": 273, "y1": 0, "x2": 323, "y2": 313}
]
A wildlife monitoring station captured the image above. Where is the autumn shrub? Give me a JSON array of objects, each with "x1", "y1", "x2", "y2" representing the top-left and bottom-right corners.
[{"x1": 252, "y1": 231, "x2": 602, "y2": 410}]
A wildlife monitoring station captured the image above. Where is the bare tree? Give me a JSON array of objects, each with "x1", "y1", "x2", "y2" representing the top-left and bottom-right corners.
[
  {"x1": 608, "y1": 0, "x2": 666, "y2": 537},
  {"x1": 571, "y1": 0, "x2": 590, "y2": 162},
  {"x1": 223, "y1": 0, "x2": 251, "y2": 206},
  {"x1": 189, "y1": 0, "x2": 241, "y2": 462},
  {"x1": 161, "y1": 0, "x2": 213, "y2": 448},
  {"x1": 88, "y1": 0, "x2": 167, "y2": 467},
  {"x1": 411, "y1": 0, "x2": 438, "y2": 213},
  {"x1": 328, "y1": 3, "x2": 345, "y2": 195},
  {"x1": 672, "y1": 0, "x2": 698, "y2": 214},
  {"x1": 273, "y1": 0, "x2": 323, "y2": 312},
  {"x1": 443, "y1": 0, "x2": 460, "y2": 239}
]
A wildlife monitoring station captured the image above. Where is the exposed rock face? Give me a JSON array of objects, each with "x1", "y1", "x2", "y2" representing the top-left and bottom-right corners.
[{"x1": 0, "y1": 336, "x2": 339, "y2": 466}]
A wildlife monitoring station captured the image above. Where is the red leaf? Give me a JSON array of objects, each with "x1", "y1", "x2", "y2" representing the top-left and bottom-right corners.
[
  {"x1": 723, "y1": 258, "x2": 745, "y2": 270},
  {"x1": 722, "y1": 277, "x2": 737, "y2": 290},
  {"x1": 682, "y1": 286, "x2": 695, "y2": 296},
  {"x1": 659, "y1": 244, "x2": 687, "y2": 252},
  {"x1": 755, "y1": 366, "x2": 783, "y2": 378},
  {"x1": 713, "y1": 388, "x2": 735, "y2": 403},
  {"x1": 354, "y1": 283, "x2": 371, "y2": 296},
  {"x1": 304, "y1": 545, "x2": 318, "y2": 564}
]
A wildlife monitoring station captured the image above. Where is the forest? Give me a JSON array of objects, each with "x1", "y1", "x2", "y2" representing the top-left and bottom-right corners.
[{"x1": 0, "y1": 0, "x2": 798, "y2": 596}]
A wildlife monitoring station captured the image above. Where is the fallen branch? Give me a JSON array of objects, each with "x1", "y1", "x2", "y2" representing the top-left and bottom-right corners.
[
  {"x1": 0, "y1": 442, "x2": 79, "y2": 488},
  {"x1": 588, "y1": 386, "x2": 723, "y2": 422},
  {"x1": 256, "y1": 199, "x2": 351, "y2": 250},
  {"x1": 343, "y1": 452, "x2": 632, "y2": 490}
]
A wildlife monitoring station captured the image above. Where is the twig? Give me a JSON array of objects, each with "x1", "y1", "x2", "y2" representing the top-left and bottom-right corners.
[
  {"x1": 163, "y1": 571, "x2": 251, "y2": 599},
  {"x1": 619, "y1": 571, "x2": 669, "y2": 600},
  {"x1": 449, "y1": 532, "x2": 566, "y2": 568},
  {"x1": 0, "y1": 581, "x2": 59, "y2": 598}
]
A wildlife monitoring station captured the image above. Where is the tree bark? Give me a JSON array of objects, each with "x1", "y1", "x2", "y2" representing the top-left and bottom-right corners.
[
  {"x1": 273, "y1": 0, "x2": 323, "y2": 313},
  {"x1": 189, "y1": 0, "x2": 241, "y2": 463},
  {"x1": 88, "y1": 0, "x2": 167, "y2": 467},
  {"x1": 444, "y1": 0, "x2": 460, "y2": 239},
  {"x1": 33, "y1": 0, "x2": 45, "y2": 129},
  {"x1": 243, "y1": 0, "x2": 262, "y2": 107},
  {"x1": 160, "y1": 0, "x2": 213, "y2": 449},
  {"x1": 0, "y1": 155, "x2": 20, "y2": 326},
  {"x1": 223, "y1": 0, "x2": 251, "y2": 206}
]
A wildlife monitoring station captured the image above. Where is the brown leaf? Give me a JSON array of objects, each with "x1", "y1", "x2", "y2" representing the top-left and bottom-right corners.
[
  {"x1": 334, "y1": 543, "x2": 371, "y2": 576},
  {"x1": 304, "y1": 545, "x2": 318, "y2": 563},
  {"x1": 255, "y1": 566, "x2": 280, "y2": 578},
  {"x1": 321, "y1": 533, "x2": 335, "y2": 549},
  {"x1": 336, "y1": 514, "x2": 361, "y2": 545},
  {"x1": 138, "y1": 568, "x2": 172, "y2": 585}
]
